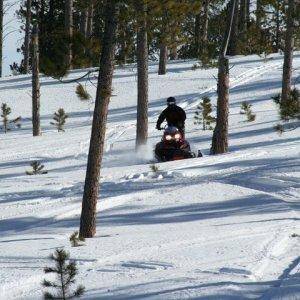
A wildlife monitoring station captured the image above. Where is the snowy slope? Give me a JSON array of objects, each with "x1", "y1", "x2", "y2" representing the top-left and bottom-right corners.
[{"x1": 0, "y1": 53, "x2": 299, "y2": 299}]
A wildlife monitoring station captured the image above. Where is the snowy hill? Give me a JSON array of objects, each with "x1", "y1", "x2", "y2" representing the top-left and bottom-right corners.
[{"x1": 0, "y1": 54, "x2": 299, "y2": 299}]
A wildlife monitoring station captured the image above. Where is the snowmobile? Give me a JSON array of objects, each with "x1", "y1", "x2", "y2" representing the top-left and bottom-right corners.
[{"x1": 155, "y1": 126, "x2": 201, "y2": 162}]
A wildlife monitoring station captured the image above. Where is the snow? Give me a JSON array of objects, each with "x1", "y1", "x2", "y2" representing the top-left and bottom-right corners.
[{"x1": 0, "y1": 53, "x2": 299, "y2": 299}]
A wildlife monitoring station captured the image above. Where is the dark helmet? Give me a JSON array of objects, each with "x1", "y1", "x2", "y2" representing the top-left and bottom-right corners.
[{"x1": 167, "y1": 97, "x2": 176, "y2": 105}]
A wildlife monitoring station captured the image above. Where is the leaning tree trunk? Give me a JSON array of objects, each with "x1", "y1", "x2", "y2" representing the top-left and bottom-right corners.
[
  {"x1": 239, "y1": 0, "x2": 247, "y2": 40},
  {"x1": 227, "y1": 0, "x2": 239, "y2": 56},
  {"x1": 211, "y1": 0, "x2": 237, "y2": 155},
  {"x1": 158, "y1": 44, "x2": 167, "y2": 75},
  {"x1": 80, "y1": 6, "x2": 88, "y2": 38},
  {"x1": 65, "y1": 0, "x2": 73, "y2": 69},
  {"x1": 79, "y1": 0, "x2": 118, "y2": 238},
  {"x1": 24, "y1": 0, "x2": 32, "y2": 73},
  {"x1": 281, "y1": 0, "x2": 295, "y2": 105},
  {"x1": 200, "y1": 0, "x2": 210, "y2": 58},
  {"x1": 32, "y1": 24, "x2": 41, "y2": 136},
  {"x1": 0, "y1": 0, "x2": 3, "y2": 77},
  {"x1": 194, "y1": 12, "x2": 201, "y2": 57},
  {"x1": 256, "y1": 0, "x2": 263, "y2": 28},
  {"x1": 135, "y1": 0, "x2": 148, "y2": 149}
]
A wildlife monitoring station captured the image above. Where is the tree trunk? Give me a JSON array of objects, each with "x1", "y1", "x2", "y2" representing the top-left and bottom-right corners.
[
  {"x1": 87, "y1": 2, "x2": 94, "y2": 38},
  {"x1": 135, "y1": 0, "x2": 148, "y2": 149},
  {"x1": 170, "y1": 45, "x2": 178, "y2": 60},
  {"x1": 239, "y1": 0, "x2": 247, "y2": 39},
  {"x1": 256, "y1": 0, "x2": 263, "y2": 28},
  {"x1": 32, "y1": 24, "x2": 41, "y2": 136},
  {"x1": 158, "y1": 44, "x2": 167, "y2": 75},
  {"x1": 227, "y1": 0, "x2": 239, "y2": 56},
  {"x1": 79, "y1": 0, "x2": 118, "y2": 238},
  {"x1": 211, "y1": 0, "x2": 237, "y2": 155},
  {"x1": 24, "y1": 0, "x2": 32, "y2": 73},
  {"x1": 200, "y1": 0, "x2": 210, "y2": 58},
  {"x1": 80, "y1": 7, "x2": 88, "y2": 38},
  {"x1": 194, "y1": 0, "x2": 210, "y2": 58},
  {"x1": 65, "y1": 0, "x2": 73, "y2": 69},
  {"x1": 281, "y1": 0, "x2": 295, "y2": 105},
  {"x1": 0, "y1": 0, "x2": 3, "y2": 77}
]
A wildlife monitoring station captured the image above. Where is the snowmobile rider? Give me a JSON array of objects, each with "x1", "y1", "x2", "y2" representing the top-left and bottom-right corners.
[{"x1": 156, "y1": 97, "x2": 186, "y2": 135}]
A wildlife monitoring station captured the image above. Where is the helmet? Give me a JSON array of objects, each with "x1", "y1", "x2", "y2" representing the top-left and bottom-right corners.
[{"x1": 167, "y1": 97, "x2": 176, "y2": 105}]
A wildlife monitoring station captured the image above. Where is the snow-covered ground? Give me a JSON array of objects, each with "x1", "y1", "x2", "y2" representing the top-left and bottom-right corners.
[{"x1": 0, "y1": 53, "x2": 299, "y2": 299}]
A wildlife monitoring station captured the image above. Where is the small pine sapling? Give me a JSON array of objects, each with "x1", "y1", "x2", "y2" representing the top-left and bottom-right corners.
[
  {"x1": 150, "y1": 164, "x2": 159, "y2": 173},
  {"x1": 240, "y1": 101, "x2": 256, "y2": 122},
  {"x1": 51, "y1": 108, "x2": 68, "y2": 132},
  {"x1": 42, "y1": 249, "x2": 85, "y2": 300},
  {"x1": 26, "y1": 161, "x2": 48, "y2": 175},
  {"x1": 274, "y1": 123, "x2": 285, "y2": 135},
  {"x1": 272, "y1": 89, "x2": 300, "y2": 121},
  {"x1": 76, "y1": 84, "x2": 91, "y2": 101},
  {"x1": 1, "y1": 103, "x2": 11, "y2": 133},
  {"x1": 69, "y1": 231, "x2": 85, "y2": 247},
  {"x1": 194, "y1": 97, "x2": 215, "y2": 130}
]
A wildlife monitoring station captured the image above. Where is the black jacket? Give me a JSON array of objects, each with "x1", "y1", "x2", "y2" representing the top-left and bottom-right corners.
[{"x1": 156, "y1": 104, "x2": 186, "y2": 129}]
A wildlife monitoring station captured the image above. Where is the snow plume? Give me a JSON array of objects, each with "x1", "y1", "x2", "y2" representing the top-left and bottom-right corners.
[{"x1": 136, "y1": 143, "x2": 155, "y2": 162}]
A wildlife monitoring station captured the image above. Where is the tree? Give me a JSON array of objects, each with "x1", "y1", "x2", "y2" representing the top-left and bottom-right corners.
[
  {"x1": 32, "y1": 24, "x2": 41, "y2": 136},
  {"x1": 211, "y1": 0, "x2": 237, "y2": 155},
  {"x1": 1, "y1": 103, "x2": 11, "y2": 133},
  {"x1": 65, "y1": 0, "x2": 74, "y2": 69},
  {"x1": 0, "y1": 0, "x2": 3, "y2": 77},
  {"x1": 135, "y1": 0, "x2": 148, "y2": 149},
  {"x1": 281, "y1": 0, "x2": 295, "y2": 106},
  {"x1": 42, "y1": 249, "x2": 85, "y2": 300},
  {"x1": 79, "y1": 0, "x2": 118, "y2": 238},
  {"x1": 50, "y1": 108, "x2": 68, "y2": 132},
  {"x1": 24, "y1": 0, "x2": 32, "y2": 73}
]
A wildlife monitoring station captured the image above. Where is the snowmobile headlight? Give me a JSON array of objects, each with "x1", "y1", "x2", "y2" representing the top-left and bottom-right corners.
[
  {"x1": 174, "y1": 133, "x2": 181, "y2": 140},
  {"x1": 165, "y1": 135, "x2": 172, "y2": 141}
]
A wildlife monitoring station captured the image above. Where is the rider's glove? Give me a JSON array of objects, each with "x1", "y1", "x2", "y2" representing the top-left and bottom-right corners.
[{"x1": 156, "y1": 124, "x2": 161, "y2": 130}]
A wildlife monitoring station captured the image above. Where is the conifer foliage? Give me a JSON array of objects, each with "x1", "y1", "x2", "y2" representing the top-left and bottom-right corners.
[
  {"x1": 272, "y1": 88, "x2": 300, "y2": 121},
  {"x1": 194, "y1": 97, "x2": 215, "y2": 130},
  {"x1": 51, "y1": 109, "x2": 69, "y2": 132},
  {"x1": 76, "y1": 84, "x2": 91, "y2": 101},
  {"x1": 69, "y1": 231, "x2": 85, "y2": 247},
  {"x1": 26, "y1": 161, "x2": 48, "y2": 175},
  {"x1": 1, "y1": 103, "x2": 11, "y2": 133},
  {"x1": 240, "y1": 101, "x2": 256, "y2": 122},
  {"x1": 42, "y1": 249, "x2": 85, "y2": 300}
]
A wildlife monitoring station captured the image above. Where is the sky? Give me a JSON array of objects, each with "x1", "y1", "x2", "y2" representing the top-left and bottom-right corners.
[{"x1": 3, "y1": 0, "x2": 23, "y2": 77}]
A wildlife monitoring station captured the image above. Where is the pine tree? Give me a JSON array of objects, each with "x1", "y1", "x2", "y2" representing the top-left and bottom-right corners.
[
  {"x1": 240, "y1": 101, "x2": 256, "y2": 122},
  {"x1": 42, "y1": 249, "x2": 85, "y2": 300},
  {"x1": 194, "y1": 97, "x2": 215, "y2": 130},
  {"x1": 69, "y1": 231, "x2": 85, "y2": 247},
  {"x1": 76, "y1": 84, "x2": 91, "y2": 100},
  {"x1": 26, "y1": 161, "x2": 48, "y2": 175},
  {"x1": 51, "y1": 109, "x2": 68, "y2": 132},
  {"x1": 1, "y1": 103, "x2": 11, "y2": 133}
]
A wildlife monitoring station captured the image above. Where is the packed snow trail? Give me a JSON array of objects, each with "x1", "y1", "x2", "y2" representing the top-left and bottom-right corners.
[{"x1": 0, "y1": 53, "x2": 299, "y2": 299}]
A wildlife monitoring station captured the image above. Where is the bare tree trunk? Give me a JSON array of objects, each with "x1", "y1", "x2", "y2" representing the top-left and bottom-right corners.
[
  {"x1": 281, "y1": 0, "x2": 295, "y2": 105},
  {"x1": 194, "y1": 0, "x2": 210, "y2": 58},
  {"x1": 227, "y1": 0, "x2": 239, "y2": 56},
  {"x1": 24, "y1": 0, "x2": 32, "y2": 73},
  {"x1": 80, "y1": 7, "x2": 88, "y2": 38},
  {"x1": 211, "y1": 0, "x2": 237, "y2": 155},
  {"x1": 200, "y1": 0, "x2": 210, "y2": 57},
  {"x1": 87, "y1": 2, "x2": 94, "y2": 38},
  {"x1": 256, "y1": 0, "x2": 263, "y2": 28},
  {"x1": 0, "y1": 0, "x2": 3, "y2": 77},
  {"x1": 79, "y1": 0, "x2": 118, "y2": 238},
  {"x1": 170, "y1": 45, "x2": 178, "y2": 60},
  {"x1": 65, "y1": 0, "x2": 73, "y2": 69},
  {"x1": 32, "y1": 24, "x2": 41, "y2": 136},
  {"x1": 239, "y1": 0, "x2": 247, "y2": 39},
  {"x1": 158, "y1": 44, "x2": 167, "y2": 75},
  {"x1": 135, "y1": 0, "x2": 148, "y2": 149}
]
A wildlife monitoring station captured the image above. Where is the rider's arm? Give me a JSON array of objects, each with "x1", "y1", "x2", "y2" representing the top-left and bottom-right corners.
[
  {"x1": 156, "y1": 110, "x2": 166, "y2": 129},
  {"x1": 180, "y1": 107, "x2": 186, "y2": 121}
]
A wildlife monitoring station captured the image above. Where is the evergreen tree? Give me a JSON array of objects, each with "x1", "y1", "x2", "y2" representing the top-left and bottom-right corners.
[
  {"x1": 240, "y1": 101, "x2": 256, "y2": 122},
  {"x1": 51, "y1": 108, "x2": 68, "y2": 132},
  {"x1": 194, "y1": 97, "x2": 215, "y2": 130},
  {"x1": 1, "y1": 103, "x2": 11, "y2": 133},
  {"x1": 26, "y1": 161, "x2": 48, "y2": 175},
  {"x1": 42, "y1": 249, "x2": 85, "y2": 300}
]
